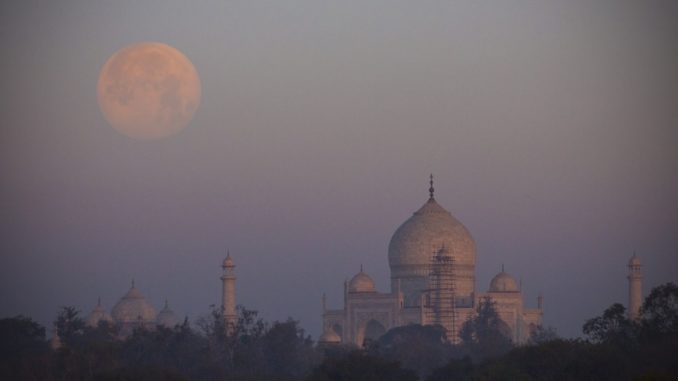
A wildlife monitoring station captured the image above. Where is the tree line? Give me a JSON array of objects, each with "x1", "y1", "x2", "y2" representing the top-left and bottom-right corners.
[{"x1": 1, "y1": 282, "x2": 676, "y2": 381}]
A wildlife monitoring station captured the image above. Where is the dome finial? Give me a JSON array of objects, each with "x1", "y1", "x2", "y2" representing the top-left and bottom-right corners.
[
  {"x1": 429, "y1": 174, "x2": 435, "y2": 199},
  {"x1": 131, "y1": 278, "x2": 135, "y2": 288},
  {"x1": 360, "y1": 264, "x2": 363, "y2": 272}
]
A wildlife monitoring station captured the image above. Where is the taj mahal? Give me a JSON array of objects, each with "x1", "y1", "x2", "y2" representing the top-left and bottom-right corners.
[
  {"x1": 82, "y1": 176, "x2": 643, "y2": 347},
  {"x1": 319, "y1": 176, "x2": 543, "y2": 346}
]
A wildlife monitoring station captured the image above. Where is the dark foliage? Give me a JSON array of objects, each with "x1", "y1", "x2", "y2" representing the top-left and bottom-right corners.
[
  {"x1": 528, "y1": 325, "x2": 559, "y2": 345},
  {"x1": 640, "y1": 282, "x2": 678, "y2": 336},
  {"x1": 582, "y1": 303, "x2": 636, "y2": 344},
  {"x1": 94, "y1": 366, "x2": 189, "y2": 381},
  {"x1": 0, "y1": 315, "x2": 47, "y2": 358},
  {"x1": 1, "y1": 282, "x2": 677, "y2": 381},
  {"x1": 261, "y1": 319, "x2": 318, "y2": 378},
  {"x1": 0, "y1": 315, "x2": 51, "y2": 380},
  {"x1": 427, "y1": 356, "x2": 474, "y2": 381},
  {"x1": 428, "y1": 282, "x2": 678, "y2": 381},
  {"x1": 368, "y1": 324, "x2": 455, "y2": 378},
  {"x1": 54, "y1": 306, "x2": 86, "y2": 346},
  {"x1": 459, "y1": 296, "x2": 514, "y2": 360},
  {"x1": 306, "y1": 351, "x2": 418, "y2": 381}
]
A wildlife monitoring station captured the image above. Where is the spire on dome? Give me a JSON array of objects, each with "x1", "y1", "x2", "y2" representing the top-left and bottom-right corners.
[{"x1": 429, "y1": 174, "x2": 435, "y2": 200}]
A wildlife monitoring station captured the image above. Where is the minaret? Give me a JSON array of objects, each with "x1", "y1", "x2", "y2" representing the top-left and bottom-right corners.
[
  {"x1": 627, "y1": 253, "x2": 642, "y2": 320},
  {"x1": 50, "y1": 325, "x2": 62, "y2": 350},
  {"x1": 221, "y1": 251, "x2": 237, "y2": 333}
]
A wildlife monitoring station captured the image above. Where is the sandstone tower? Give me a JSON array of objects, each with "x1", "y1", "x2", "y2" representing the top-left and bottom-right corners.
[
  {"x1": 627, "y1": 253, "x2": 642, "y2": 320},
  {"x1": 221, "y1": 252, "x2": 237, "y2": 333}
]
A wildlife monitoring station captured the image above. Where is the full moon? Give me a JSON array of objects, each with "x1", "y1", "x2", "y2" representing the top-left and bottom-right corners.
[{"x1": 97, "y1": 42, "x2": 201, "y2": 140}]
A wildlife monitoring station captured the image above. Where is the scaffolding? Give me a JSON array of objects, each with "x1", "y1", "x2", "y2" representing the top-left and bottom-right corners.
[{"x1": 426, "y1": 244, "x2": 459, "y2": 343}]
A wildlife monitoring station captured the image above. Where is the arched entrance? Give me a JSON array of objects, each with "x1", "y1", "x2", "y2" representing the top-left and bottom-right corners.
[
  {"x1": 332, "y1": 323, "x2": 343, "y2": 341},
  {"x1": 362, "y1": 319, "x2": 386, "y2": 346}
]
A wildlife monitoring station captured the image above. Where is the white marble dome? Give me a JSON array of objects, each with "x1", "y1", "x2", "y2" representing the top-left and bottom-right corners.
[
  {"x1": 489, "y1": 271, "x2": 519, "y2": 293},
  {"x1": 349, "y1": 270, "x2": 376, "y2": 293},
  {"x1": 318, "y1": 328, "x2": 342, "y2": 344},
  {"x1": 156, "y1": 300, "x2": 178, "y2": 328},
  {"x1": 86, "y1": 298, "x2": 113, "y2": 327},
  {"x1": 388, "y1": 194, "x2": 476, "y2": 300},
  {"x1": 111, "y1": 284, "x2": 157, "y2": 324}
]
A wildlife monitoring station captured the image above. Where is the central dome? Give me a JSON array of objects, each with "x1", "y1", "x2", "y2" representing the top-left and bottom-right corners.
[
  {"x1": 388, "y1": 198, "x2": 476, "y2": 270},
  {"x1": 388, "y1": 182, "x2": 477, "y2": 304},
  {"x1": 111, "y1": 284, "x2": 157, "y2": 324}
]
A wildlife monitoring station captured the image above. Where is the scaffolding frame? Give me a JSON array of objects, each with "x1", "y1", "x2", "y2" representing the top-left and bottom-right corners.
[{"x1": 425, "y1": 244, "x2": 459, "y2": 343}]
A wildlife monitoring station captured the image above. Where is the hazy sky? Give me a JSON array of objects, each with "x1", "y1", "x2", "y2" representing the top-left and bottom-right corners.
[{"x1": 1, "y1": 0, "x2": 677, "y2": 339}]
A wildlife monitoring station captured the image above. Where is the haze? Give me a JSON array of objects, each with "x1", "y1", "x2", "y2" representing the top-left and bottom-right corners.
[{"x1": 1, "y1": 0, "x2": 677, "y2": 339}]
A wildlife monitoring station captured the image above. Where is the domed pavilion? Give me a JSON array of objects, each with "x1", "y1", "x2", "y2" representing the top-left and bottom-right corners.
[{"x1": 86, "y1": 280, "x2": 179, "y2": 337}]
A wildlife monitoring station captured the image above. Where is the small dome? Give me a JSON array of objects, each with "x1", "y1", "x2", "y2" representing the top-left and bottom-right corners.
[
  {"x1": 318, "y1": 328, "x2": 341, "y2": 344},
  {"x1": 223, "y1": 253, "x2": 234, "y2": 268},
  {"x1": 86, "y1": 298, "x2": 113, "y2": 327},
  {"x1": 629, "y1": 254, "x2": 641, "y2": 266},
  {"x1": 349, "y1": 270, "x2": 376, "y2": 293},
  {"x1": 156, "y1": 300, "x2": 179, "y2": 328},
  {"x1": 489, "y1": 271, "x2": 519, "y2": 293},
  {"x1": 111, "y1": 283, "x2": 157, "y2": 324}
]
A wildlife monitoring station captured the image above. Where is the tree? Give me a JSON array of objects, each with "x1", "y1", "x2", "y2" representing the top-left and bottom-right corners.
[
  {"x1": 459, "y1": 297, "x2": 513, "y2": 360},
  {"x1": 527, "y1": 325, "x2": 559, "y2": 345},
  {"x1": 196, "y1": 304, "x2": 269, "y2": 378},
  {"x1": 426, "y1": 356, "x2": 474, "y2": 381},
  {"x1": 370, "y1": 324, "x2": 453, "y2": 378},
  {"x1": 0, "y1": 315, "x2": 47, "y2": 358},
  {"x1": 94, "y1": 366, "x2": 189, "y2": 381},
  {"x1": 307, "y1": 351, "x2": 417, "y2": 381},
  {"x1": 582, "y1": 303, "x2": 636, "y2": 344},
  {"x1": 640, "y1": 282, "x2": 678, "y2": 335},
  {"x1": 0, "y1": 316, "x2": 51, "y2": 380},
  {"x1": 54, "y1": 306, "x2": 86, "y2": 346},
  {"x1": 634, "y1": 283, "x2": 678, "y2": 379},
  {"x1": 261, "y1": 319, "x2": 317, "y2": 378},
  {"x1": 68, "y1": 320, "x2": 121, "y2": 379}
]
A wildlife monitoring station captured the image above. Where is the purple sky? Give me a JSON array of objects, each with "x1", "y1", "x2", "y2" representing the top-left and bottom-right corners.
[{"x1": 1, "y1": 1, "x2": 677, "y2": 339}]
